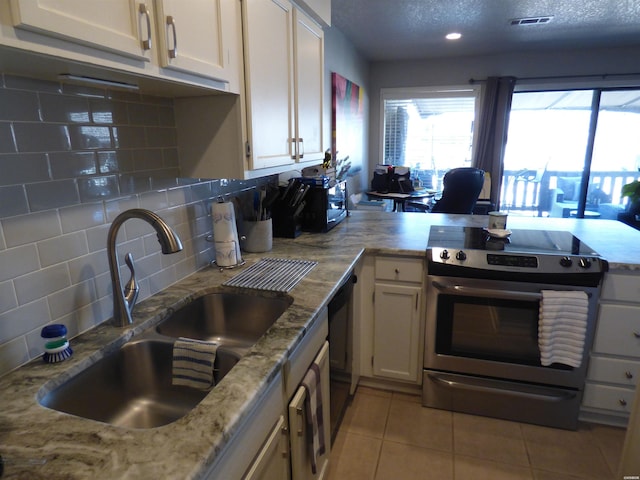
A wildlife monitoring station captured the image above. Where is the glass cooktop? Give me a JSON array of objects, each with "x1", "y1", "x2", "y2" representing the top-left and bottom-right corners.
[{"x1": 428, "y1": 226, "x2": 600, "y2": 257}]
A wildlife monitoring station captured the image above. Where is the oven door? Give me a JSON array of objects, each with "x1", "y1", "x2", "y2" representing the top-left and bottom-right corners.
[{"x1": 425, "y1": 275, "x2": 599, "y2": 389}]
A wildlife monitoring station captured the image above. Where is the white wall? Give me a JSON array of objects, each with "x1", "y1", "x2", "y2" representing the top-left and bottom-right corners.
[
  {"x1": 368, "y1": 45, "x2": 640, "y2": 174},
  {"x1": 324, "y1": 25, "x2": 370, "y2": 195}
]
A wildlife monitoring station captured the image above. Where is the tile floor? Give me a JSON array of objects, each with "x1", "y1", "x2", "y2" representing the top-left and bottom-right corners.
[{"x1": 327, "y1": 386, "x2": 626, "y2": 480}]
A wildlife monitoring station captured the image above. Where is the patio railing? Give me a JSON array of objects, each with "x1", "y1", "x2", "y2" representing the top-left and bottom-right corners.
[
  {"x1": 412, "y1": 168, "x2": 639, "y2": 217},
  {"x1": 500, "y1": 169, "x2": 640, "y2": 217}
]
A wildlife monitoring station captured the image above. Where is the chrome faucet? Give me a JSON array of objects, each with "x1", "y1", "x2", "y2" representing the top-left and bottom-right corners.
[{"x1": 107, "y1": 208, "x2": 183, "y2": 327}]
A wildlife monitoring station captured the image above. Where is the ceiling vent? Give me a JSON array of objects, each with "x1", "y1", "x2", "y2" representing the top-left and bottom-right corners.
[{"x1": 510, "y1": 16, "x2": 554, "y2": 26}]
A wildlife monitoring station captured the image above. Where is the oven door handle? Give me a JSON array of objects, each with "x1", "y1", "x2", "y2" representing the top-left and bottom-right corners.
[
  {"x1": 431, "y1": 281, "x2": 542, "y2": 301},
  {"x1": 427, "y1": 372, "x2": 578, "y2": 402}
]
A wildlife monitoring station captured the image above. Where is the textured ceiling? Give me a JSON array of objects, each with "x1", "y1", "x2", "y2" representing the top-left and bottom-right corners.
[{"x1": 331, "y1": 0, "x2": 640, "y2": 61}]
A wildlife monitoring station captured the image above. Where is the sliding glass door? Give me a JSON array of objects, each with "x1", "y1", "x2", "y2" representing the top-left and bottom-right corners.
[{"x1": 502, "y1": 88, "x2": 640, "y2": 220}]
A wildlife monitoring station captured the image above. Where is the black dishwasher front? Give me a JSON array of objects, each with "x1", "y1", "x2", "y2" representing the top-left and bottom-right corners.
[{"x1": 328, "y1": 272, "x2": 356, "y2": 442}]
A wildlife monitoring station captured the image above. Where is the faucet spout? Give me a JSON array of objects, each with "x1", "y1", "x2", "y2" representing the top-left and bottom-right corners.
[{"x1": 107, "y1": 208, "x2": 183, "y2": 327}]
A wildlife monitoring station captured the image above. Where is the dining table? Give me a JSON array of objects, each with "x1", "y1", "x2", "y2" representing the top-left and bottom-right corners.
[{"x1": 366, "y1": 189, "x2": 437, "y2": 212}]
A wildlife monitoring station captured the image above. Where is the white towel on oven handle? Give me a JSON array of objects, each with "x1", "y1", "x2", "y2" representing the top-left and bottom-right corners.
[{"x1": 538, "y1": 290, "x2": 589, "y2": 368}]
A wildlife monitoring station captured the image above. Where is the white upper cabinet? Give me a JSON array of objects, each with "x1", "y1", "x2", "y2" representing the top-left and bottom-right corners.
[
  {"x1": 242, "y1": 0, "x2": 324, "y2": 171},
  {"x1": 5, "y1": 0, "x2": 241, "y2": 93},
  {"x1": 242, "y1": 0, "x2": 296, "y2": 170},
  {"x1": 9, "y1": 0, "x2": 152, "y2": 61},
  {"x1": 293, "y1": 8, "x2": 324, "y2": 165},
  {"x1": 154, "y1": 0, "x2": 234, "y2": 82}
]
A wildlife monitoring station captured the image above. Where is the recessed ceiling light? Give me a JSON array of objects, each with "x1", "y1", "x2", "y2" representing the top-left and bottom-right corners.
[{"x1": 446, "y1": 32, "x2": 462, "y2": 40}]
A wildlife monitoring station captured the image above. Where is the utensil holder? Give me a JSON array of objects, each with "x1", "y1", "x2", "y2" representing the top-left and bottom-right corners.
[{"x1": 240, "y1": 219, "x2": 273, "y2": 252}]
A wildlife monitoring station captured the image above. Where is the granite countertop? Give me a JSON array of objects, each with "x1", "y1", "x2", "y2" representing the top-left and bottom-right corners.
[{"x1": 1, "y1": 212, "x2": 639, "y2": 479}]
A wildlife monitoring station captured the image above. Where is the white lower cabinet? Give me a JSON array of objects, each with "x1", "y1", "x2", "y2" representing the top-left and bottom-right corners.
[
  {"x1": 203, "y1": 371, "x2": 287, "y2": 480},
  {"x1": 582, "y1": 272, "x2": 640, "y2": 426},
  {"x1": 288, "y1": 341, "x2": 331, "y2": 480},
  {"x1": 244, "y1": 415, "x2": 290, "y2": 480},
  {"x1": 357, "y1": 255, "x2": 424, "y2": 386},
  {"x1": 373, "y1": 282, "x2": 421, "y2": 382}
]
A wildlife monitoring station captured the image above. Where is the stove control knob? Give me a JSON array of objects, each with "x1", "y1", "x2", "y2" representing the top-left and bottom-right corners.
[
  {"x1": 456, "y1": 250, "x2": 467, "y2": 261},
  {"x1": 440, "y1": 249, "x2": 450, "y2": 260},
  {"x1": 579, "y1": 257, "x2": 592, "y2": 269},
  {"x1": 560, "y1": 256, "x2": 573, "y2": 267}
]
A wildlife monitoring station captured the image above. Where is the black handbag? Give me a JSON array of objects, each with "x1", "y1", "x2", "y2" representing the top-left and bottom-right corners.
[{"x1": 388, "y1": 166, "x2": 414, "y2": 193}]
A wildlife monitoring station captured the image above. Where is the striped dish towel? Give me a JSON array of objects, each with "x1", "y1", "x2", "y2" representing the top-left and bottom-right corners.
[
  {"x1": 172, "y1": 337, "x2": 218, "y2": 390},
  {"x1": 301, "y1": 363, "x2": 326, "y2": 475}
]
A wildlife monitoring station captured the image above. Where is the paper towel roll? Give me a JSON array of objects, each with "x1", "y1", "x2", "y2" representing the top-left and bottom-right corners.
[{"x1": 212, "y1": 201, "x2": 242, "y2": 266}]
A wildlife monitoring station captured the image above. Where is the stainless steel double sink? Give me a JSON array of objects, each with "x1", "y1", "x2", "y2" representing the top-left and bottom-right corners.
[{"x1": 39, "y1": 291, "x2": 292, "y2": 429}]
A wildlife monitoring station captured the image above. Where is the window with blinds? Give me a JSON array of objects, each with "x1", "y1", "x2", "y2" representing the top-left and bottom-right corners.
[{"x1": 382, "y1": 87, "x2": 479, "y2": 189}]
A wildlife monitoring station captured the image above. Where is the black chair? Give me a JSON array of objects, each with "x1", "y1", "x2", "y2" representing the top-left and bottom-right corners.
[{"x1": 430, "y1": 168, "x2": 485, "y2": 214}]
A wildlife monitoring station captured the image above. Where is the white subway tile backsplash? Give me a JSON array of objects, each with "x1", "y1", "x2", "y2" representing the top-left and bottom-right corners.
[
  {"x1": 0, "y1": 185, "x2": 29, "y2": 217},
  {"x1": 0, "y1": 280, "x2": 17, "y2": 314},
  {"x1": 47, "y1": 279, "x2": 97, "y2": 320},
  {"x1": 38, "y1": 231, "x2": 88, "y2": 267},
  {"x1": 26, "y1": 179, "x2": 80, "y2": 212},
  {"x1": 39, "y1": 92, "x2": 90, "y2": 123},
  {"x1": 14, "y1": 263, "x2": 71, "y2": 305},
  {"x1": 135, "y1": 251, "x2": 163, "y2": 278},
  {"x1": 147, "y1": 266, "x2": 178, "y2": 296},
  {"x1": 0, "y1": 153, "x2": 50, "y2": 185},
  {"x1": 105, "y1": 195, "x2": 140, "y2": 221},
  {"x1": 112, "y1": 125, "x2": 147, "y2": 148},
  {"x1": 0, "y1": 123, "x2": 16, "y2": 153},
  {"x1": 128, "y1": 102, "x2": 160, "y2": 126},
  {"x1": 77, "y1": 175, "x2": 120, "y2": 202},
  {"x1": 90, "y1": 99, "x2": 128, "y2": 124},
  {"x1": 59, "y1": 202, "x2": 106, "y2": 234},
  {"x1": 4, "y1": 74, "x2": 61, "y2": 93},
  {"x1": 85, "y1": 224, "x2": 110, "y2": 252},
  {"x1": 2, "y1": 210, "x2": 62, "y2": 247},
  {"x1": 0, "y1": 89, "x2": 40, "y2": 121},
  {"x1": 0, "y1": 336, "x2": 30, "y2": 376},
  {"x1": 0, "y1": 73, "x2": 277, "y2": 377},
  {"x1": 139, "y1": 190, "x2": 169, "y2": 211},
  {"x1": 50, "y1": 151, "x2": 98, "y2": 178},
  {"x1": 67, "y1": 250, "x2": 110, "y2": 285},
  {"x1": 13, "y1": 123, "x2": 71, "y2": 152},
  {"x1": 0, "y1": 245, "x2": 40, "y2": 282},
  {"x1": 0, "y1": 299, "x2": 50, "y2": 344},
  {"x1": 68, "y1": 125, "x2": 113, "y2": 150}
]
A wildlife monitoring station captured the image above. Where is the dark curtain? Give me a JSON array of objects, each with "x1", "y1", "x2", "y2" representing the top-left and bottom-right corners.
[{"x1": 472, "y1": 76, "x2": 516, "y2": 208}]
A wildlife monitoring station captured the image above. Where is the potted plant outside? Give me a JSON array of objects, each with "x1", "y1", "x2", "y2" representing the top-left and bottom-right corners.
[{"x1": 620, "y1": 180, "x2": 640, "y2": 227}]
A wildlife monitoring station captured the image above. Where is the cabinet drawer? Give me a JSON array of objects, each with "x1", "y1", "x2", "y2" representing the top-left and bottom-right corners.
[
  {"x1": 594, "y1": 304, "x2": 640, "y2": 356},
  {"x1": 601, "y1": 273, "x2": 640, "y2": 302},
  {"x1": 375, "y1": 256, "x2": 424, "y2": 283},
  {"x1": 583, "y1": 383, "x2": 635, "y2": 414},
  {"x1": 587, "y1": 355, "x2": 640, "y2": 386}
]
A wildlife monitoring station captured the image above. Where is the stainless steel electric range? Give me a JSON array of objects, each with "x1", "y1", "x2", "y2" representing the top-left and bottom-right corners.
[{"x1": 423, "y1": 226, "x2": 608, "y2": 430}]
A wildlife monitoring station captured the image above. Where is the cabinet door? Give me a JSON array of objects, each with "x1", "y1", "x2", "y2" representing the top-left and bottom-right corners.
[
  {"x1": 373, "y1": 283, "x2": 421, "y2": 383},
  {"x1": 243, "y1": 0, "x2": 296, "y2": 170},
  {"x1": 9, "y1": 0, "x2": 150, "y2": 61},
  {"x1": 155, "y1": 0, "x2": 232, "y2": 82},
  {"x1": 293, "y1": 8, "x2": 324, "y2": 164},
  {"x1": 289, "y1": 341, "x2": 330, "y2": 480},
  {"x1": 244, "y1": 415, "x2": 290, "y2": 480}
]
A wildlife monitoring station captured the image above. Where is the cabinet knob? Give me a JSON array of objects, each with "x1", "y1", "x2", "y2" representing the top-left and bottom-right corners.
[
  {"x1": 395, "y1": 268, "x2": 400, "y2": 274},
  {"x1": 633, "y1": 331, "x2": 640, "y2": 339},
  {"x1": 625, "y1": 371, "x2": 634, "y2": 379},
  {"x1": 619, "y1": 398, "x2": 628, "y2": 407}
]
